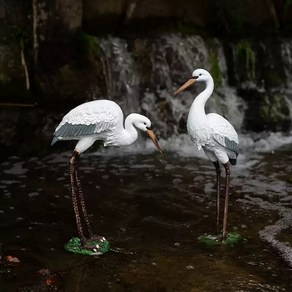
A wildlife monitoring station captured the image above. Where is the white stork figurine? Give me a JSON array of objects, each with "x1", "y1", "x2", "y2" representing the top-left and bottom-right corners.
[
  {"x1": 174, "y1": 69, "x2": 239, "y2": 241},
  {"x1": 51, "y1": 99, "x2": 163, "y2": 252}
]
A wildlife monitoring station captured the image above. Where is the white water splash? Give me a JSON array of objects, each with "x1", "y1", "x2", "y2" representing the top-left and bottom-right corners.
[
  {"x1": 99, "y1": 37, "x2": 140, "y2": 114},
  {"x1": 86, "y1": 131, "x2": 292, "y2": 164},
  {"x1": 239, "y1": 196, "x2": 292, "y2": 268}
]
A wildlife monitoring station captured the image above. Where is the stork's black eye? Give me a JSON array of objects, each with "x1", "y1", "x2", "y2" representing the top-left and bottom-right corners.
[{"x1": 199, "y1": 73, "x2": 202, "y2": 76}]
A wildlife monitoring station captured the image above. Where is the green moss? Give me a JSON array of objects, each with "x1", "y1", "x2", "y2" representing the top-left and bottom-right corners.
[
  {"x1": 243, "y1": 89, "x2": 291, "y2": 132},
  {"x1": 208, "y1": 49, "x2": 222, "y2": 87},
  {"x1": 75, "y1": 32, "x2": 101, "y2": 62},
  {"x1": 259, "y1": 93, "x2": 291, "y2": 131},
  {"x1": 235, "y1": 40, "x2": 255, "y2": 81}
]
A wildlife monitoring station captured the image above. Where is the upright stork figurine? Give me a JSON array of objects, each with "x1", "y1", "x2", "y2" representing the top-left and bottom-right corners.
[{"x1": 175, "y1": 69, "x2": 239, "y2": 241}]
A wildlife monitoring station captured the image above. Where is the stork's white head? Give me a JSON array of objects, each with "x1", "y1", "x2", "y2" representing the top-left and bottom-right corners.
[
  {"x1": 192, "y1": 69, "x2": 212, "y2": 82},
  {"x1": 174, "y1": 68, "x2": 212, "y2": 95},
  {"x1": 126, "y1": 114, "x2": 163, "y2": 154},
  {"x1": 131, "y1": 114, "x2": 151, "y2": 132}
]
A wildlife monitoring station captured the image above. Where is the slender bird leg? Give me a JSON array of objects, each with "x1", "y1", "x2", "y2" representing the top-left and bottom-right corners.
[
  {"x1": 222, "y1": 163, "x2": 230, "y2": 241},
  {"x1": 74, "y1": 155, "x2": 93, "y2": 238},
  {"x1": 72, "y1": 150, "x2": 107, "y2": 251},
  {"x1": 69, "y1": 151, "x2": 87, "y2": 243},
  {"x1": 212, "y1": 161, "x2": 222, "y2": 233}
]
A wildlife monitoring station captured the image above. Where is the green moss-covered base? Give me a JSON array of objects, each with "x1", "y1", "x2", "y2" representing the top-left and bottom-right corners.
[
  {"x1": 64, "y1": 237, "x2": 110, "y2": 256},
  {"x1": 198, "y1": 232, "x2": 241, "y2": 246}
]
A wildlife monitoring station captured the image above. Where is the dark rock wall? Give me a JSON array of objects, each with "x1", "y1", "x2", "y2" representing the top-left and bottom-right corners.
[{"x1": 0, "y1": 0, "x2": 291, "y2": 156}]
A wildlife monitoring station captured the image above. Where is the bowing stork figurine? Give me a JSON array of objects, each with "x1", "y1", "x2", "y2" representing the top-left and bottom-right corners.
[
  {"x1": 175, "y1": 69, "x2": 239, "y2": 242},
  {"x1": 52, "y1": 99, "x2": 163, "y2": 255}
]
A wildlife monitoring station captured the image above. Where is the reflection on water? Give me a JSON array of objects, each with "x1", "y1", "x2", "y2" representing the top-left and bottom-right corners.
[{"x1": 0, "y1": 139, "x2": 292, "y2": 291}]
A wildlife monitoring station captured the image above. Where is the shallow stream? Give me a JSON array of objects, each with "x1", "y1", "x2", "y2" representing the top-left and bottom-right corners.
[{"x1": 0, "y1": 134, "x2": 291, "y2": 291}]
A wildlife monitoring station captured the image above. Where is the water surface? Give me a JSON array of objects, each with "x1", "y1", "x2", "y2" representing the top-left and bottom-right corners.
[{"x1": 0, "y1": 141, "x2": 292, "y2": 291}]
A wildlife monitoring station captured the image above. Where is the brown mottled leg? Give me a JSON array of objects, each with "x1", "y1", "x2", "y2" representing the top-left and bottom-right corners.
[
  {"x1": 72, "y1": 150, "x2": 106, "y2": 251},
  {"x1": 212, "y1": 161, "x2": 221, "y2": 233},
  {"x1": 74, "y1": 154, "x2": 93, "y2": 238},
  {"x1": 222, "y1": 163, "x2": 230, "y2": 241},
  {"x1": 69, "y1": 150, "x2": 86, "y2": 243}
]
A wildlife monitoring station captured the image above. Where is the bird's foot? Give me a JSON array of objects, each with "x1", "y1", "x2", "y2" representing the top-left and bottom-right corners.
[{"x1": 82, "y1": 235, "x2": 109, "y2": 255}]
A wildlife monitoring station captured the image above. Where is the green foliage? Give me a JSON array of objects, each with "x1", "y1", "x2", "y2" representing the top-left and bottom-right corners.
[
  {"x1": 76, "y1": 32, "x2": 100, "y2": 60},
  {"x1": 235, "y1": 40, "x2": 255, "y2": 81},
  {"x1": 208, "y1": 49, "x2": 222, "y2": 87}
]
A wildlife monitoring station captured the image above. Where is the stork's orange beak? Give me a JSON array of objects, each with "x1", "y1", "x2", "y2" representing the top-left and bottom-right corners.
[
  {"x1": 174, "y1": 78, "x2": 196, "y2": 95},
  {"x1": 146, "y1": 129, "x2": 163, "y2": 155}
]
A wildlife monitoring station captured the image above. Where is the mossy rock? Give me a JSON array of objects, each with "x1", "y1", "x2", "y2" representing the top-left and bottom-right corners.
[
  {"x1": 241, "y1": 89, "x2": 291, "y2": 132},
  {"x1": 207, "y1": 39, "x2": 223, "y2": 88},
  {"x1": 234, "y1": 39, "x2": 256, "y2": 84}
]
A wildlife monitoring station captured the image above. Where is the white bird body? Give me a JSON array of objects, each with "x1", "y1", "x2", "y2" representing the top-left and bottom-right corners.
[
  {"x1": 51, "y1": 99, "x2": 162, "y2": 253},
  {"x1": 175, "y1": 68, "x2": 239, "y2": 241},
  {"x1": 52, "y1": 99, "x2": 161, "y2": 154},
  {"x1": 185, "y1": 70, "x2": 239, "y2": 164}
]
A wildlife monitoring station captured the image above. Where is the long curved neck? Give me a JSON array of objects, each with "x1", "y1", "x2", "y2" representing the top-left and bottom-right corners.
[
  {"x1": 120, "y1": 114, "x2": 139, "y2": 146},
  {"x1": 188, "y1": 78, "x2": 214, "y2": 124}
]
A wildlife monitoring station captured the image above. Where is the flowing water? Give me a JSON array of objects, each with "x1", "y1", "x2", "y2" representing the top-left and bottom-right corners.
[
  {"x1": 97, "y1": 34, "x2": 247, "y2": 138},
  {"x1": 97, "y1": 34, "x2": 292, "y2": 136},
  {"x1": 0, "y1": 133, "x2": 292, "y2": 291}
]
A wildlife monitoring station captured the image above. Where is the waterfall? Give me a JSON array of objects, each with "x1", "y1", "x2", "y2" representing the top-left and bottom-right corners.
[
  {"x1": 98, "y1": 34, "x2": 246, "y2": 134},
  {"x1": 281, "y1": 40, "x2": 292, "y2": 123},
  {"x1": 99, "y1": 37, "x2": 140, "y2": 115},
  {"x1": 97, "y1": 34, "x2": 292, "y2": 154},
  {"x1": 281, "y1": 39, "x2": 292, "y2": 90}
]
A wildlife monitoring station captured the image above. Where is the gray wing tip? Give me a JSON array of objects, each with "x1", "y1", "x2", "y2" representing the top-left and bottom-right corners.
[
  {"x1": 224, "y1": 137, "x2": 239, "y2": 155},
  {"x1": 55, "y1": 122, "x2": 97, "y2": 137},
  {"x1": 51, "y1": 136, "x2": 59, "y2": 146}
]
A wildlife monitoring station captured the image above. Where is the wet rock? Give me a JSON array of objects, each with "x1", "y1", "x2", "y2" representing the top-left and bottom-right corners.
[
  {"x1": 4, "y1": 255, "x2": 21, "y2": 264},
  {"x1": 240, "y1": 89, "x2": 291, "y2": 132}
]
